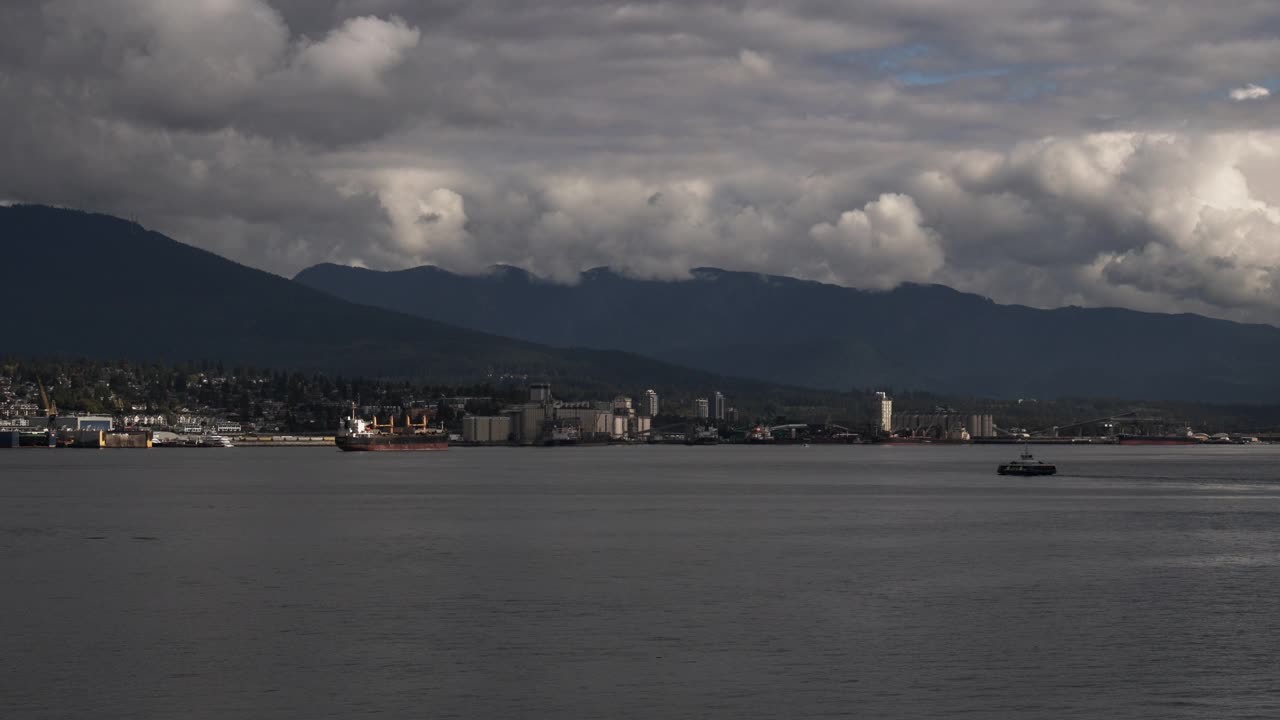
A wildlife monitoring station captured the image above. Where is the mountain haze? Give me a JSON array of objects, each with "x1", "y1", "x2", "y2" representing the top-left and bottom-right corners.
[
  {"x1": 295, "y1": 263, "x2": 1280, "y2": 402},
  {"x1": 0, "y1": 206, "x2": 778, "y2": 397}
]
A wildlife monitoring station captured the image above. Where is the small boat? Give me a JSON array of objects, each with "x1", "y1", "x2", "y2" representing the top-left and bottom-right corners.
[{"x1": 998, "y1": 447, "x2": 1056, "y2": 476}]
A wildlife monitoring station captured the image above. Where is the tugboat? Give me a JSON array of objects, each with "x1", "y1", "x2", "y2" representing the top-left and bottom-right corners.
[
  {"x1": 997, "y1": 446, "x2": 1057, "y2": 476},
  {"x1": 336, "y1": 405, "x2": 448, "y2": 452}
]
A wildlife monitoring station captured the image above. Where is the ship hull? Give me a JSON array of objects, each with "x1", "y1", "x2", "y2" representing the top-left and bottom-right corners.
[
  {"x1": 998, "y1": 465, "x2": 1057, "y2": 476},
  {"x1": 336, "y1": 436, "x2": 448, "y2": 452}
]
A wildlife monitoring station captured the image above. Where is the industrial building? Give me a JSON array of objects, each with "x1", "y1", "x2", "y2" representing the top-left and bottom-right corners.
[
  {"x1": 529, "y1": 383, "x2": 552, "y2": 403},
  {"x1": 461, "y1": 385, "x2": 650, "y2": 445},
  {"x1": 51, "y1": 415, "x2": 114, "y2": 432},
  {"x1": 892, "y1": 412, "x2": 995, "y2": 439}
]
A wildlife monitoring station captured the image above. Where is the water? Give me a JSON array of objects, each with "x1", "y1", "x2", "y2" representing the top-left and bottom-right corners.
[{"x1": 3, "y1": 444, "x2": 1280, "y2": 719}]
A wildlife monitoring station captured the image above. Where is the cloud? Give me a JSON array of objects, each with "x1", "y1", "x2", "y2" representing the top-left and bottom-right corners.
[
  {"x1": 808, "y1": 194, "x2": 944, "y2": 289},
  {"x1": 6, "y1": 1, "x2": 1280, "y2": 324},
  {"x1": 1229, "y1": 83, "x2": 1271, "y2": 101},
  {"x1": 40, "y1": 0, "x2": 290, "y2": 127},
  {"x1": 910, "y1": 132, "x2": 1280, "y2": 316},
  {"x1": 738, "y1": 49, "x2": 774, "y2": 77},
  {"x1": 293, "y1": 15, "x2": 420, "y2": 95},
  {"x1": 375, "y1": 171, "x2": 472, "y2": 269},
  {"x1": 32, "y1": 0, "x2": 423, "y2": 141}
]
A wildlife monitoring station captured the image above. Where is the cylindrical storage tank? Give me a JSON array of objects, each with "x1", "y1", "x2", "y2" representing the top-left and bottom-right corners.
[
  {"x1": 491, "y1": 416, "x2": 511, "y2": 443},
  {"x1": 463, "y1": 417, "x2": 478, "y2": 443},
  {"x1": 521, "y1": 407, "x2": 545, "y2": 444}
]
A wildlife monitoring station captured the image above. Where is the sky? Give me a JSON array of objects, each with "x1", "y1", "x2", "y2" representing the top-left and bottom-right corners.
[{"x1": 3, "y1": 1, "x2": 1280, "y2": 322}]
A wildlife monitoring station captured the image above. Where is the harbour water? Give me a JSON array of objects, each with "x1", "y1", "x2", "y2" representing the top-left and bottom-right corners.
[{"x1": 4, "y1": 444, "x2": 1280, "y2": 718}]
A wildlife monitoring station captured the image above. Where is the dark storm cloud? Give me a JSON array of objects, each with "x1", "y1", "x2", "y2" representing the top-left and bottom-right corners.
[{"x1": 4, "y1": 0, "x2": 1280, "y2": 321}]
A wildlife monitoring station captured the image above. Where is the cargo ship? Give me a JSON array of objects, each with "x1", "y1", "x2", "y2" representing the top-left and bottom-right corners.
[
  {"x1": 873, "y1": 436, "x2": 933, "y2": 445},
  {"x1": 336, "y1": 409, "x2": 448, "y2": 452}
]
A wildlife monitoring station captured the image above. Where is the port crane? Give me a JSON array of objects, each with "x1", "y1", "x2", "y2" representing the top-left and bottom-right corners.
[{"x1": 37, "y1": 379, "x2": 57, "y2": 430}]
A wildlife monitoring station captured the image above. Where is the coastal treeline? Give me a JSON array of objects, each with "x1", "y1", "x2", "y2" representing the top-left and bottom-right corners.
[
  {"x1": 0, "y1": 357, "x2": 523, "y2": 432},
  {"x1": 5, "y1": 357, "x2": 1280, "y2": 434}
]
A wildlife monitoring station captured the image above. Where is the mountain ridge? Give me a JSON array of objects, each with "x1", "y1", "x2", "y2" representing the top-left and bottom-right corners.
[
  {"x1": 294, "y1": 262, "x2": 1280, "y2": 402},
  {"x1": 0, "y1": 205, "x2": 794, "y2": 399}
]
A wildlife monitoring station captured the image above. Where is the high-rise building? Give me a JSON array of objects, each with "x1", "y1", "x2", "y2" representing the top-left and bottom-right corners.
[
  {"x1": 873, "y1": 391, "x2": 892, "y2": 434},
  {"x1": 713, "y1": 392, "x2": 725, "y2": 421},
  {"x1": 644, "y1": 389, "x2": 659, "y2": 417},
  {"x1": 694, "y1": 398, "x2": 710, "y2": 419}
]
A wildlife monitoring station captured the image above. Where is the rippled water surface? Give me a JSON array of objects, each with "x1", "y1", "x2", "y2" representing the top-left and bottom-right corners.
[{"x1": 4, "y1": 444, "x2": 1280, "y2": 718}]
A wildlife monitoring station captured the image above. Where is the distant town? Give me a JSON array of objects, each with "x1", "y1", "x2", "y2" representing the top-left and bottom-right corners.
[{"x1": 2, "y1": 358, "x2": 1276, "y2": 449}]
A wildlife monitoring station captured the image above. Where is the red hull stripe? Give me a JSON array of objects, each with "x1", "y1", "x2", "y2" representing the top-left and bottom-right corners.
[{"x1": 336, "y1": 438, "x2": 448, "y2": 452}]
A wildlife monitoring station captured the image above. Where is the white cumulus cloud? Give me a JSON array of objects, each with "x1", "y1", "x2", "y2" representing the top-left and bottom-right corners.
[
  {"x1": 1229, "y1": 83, "x2": 1271, "y2": 101},
  {"x1": 808, "y1": 194, "x2": 944, "y2": 290},
  {"x1": 293, "y1": 15, "x2": 421, "y2": 96},
  {"x1": 910, "y1": 131, "x2": 1280, "y2": 316}
]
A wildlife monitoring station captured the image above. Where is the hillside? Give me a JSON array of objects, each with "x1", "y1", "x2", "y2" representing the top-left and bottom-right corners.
[
  {"x1": 294, "y1": 263, "x2": 1280, "y2": 402},
  {"x1": 0, "y1": 206, "x2": 782, "y2": 399}
]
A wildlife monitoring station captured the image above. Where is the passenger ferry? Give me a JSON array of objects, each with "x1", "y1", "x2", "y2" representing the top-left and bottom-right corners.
[{"x1": 997, "y1": 448, "x2": 1057, "y2": 476}]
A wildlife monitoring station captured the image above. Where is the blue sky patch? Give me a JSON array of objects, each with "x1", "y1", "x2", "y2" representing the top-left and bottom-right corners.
[{"x1": 896, "y1": 67, "x2": 1010, "y2": 86}]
